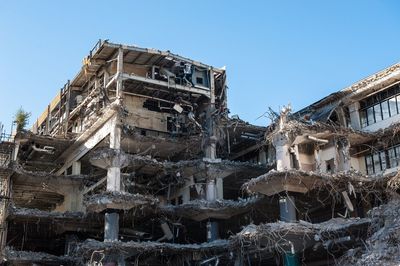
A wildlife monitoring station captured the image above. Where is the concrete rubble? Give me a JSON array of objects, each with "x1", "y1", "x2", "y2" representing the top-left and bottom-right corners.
[{"x1": 1, "y1": 40, "x2": 400, "y2": 265}]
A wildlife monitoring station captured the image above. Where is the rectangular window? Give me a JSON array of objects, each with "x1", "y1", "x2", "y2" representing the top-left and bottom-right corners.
[
  {"x1": 381, "y1": 101, "x2": 390, "y2": 119},
  {"x1": 366, "y1": 155, "x2": 374, "y2": 175},
  {"x1": 380, "y1": 151, "x2": 387, "y2": 171},
  {"x1": 374, "y1": 104, "x2": 382, "y2": 122},
  {"x1": 397, "y1": 95, "x2": 400, "y2": 114},
  {"x1": 395, "y1": 146, "x2": 400, "y2": 167},
  {"x1": 367, "y1": 107, "x2": 375, "y2": 125},
  {"x1": 359, "y1": 84, "x2": 400, "y2": 127},
  {"x1": 360, "y1": 110, "x2": 367, "y2": 128},
  {"x1": 389, "y1": 97, "x2": 398, "y2": 117},
  {"x1": 373, "y1": 153, "x2": 382, "y2": 173},
  {"x1": 388, "y1": 147, "x2": 397, "y2": 168}
]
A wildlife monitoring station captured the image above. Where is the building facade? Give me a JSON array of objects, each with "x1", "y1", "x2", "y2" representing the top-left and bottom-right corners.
[{"x1": 0, "y1": 40, "x2": 399, "y2": 265}]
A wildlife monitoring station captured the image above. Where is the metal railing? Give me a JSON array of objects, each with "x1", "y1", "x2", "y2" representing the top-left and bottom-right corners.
[{"x1": 89, "y1": 39, "x2": 104, "y2": 58}]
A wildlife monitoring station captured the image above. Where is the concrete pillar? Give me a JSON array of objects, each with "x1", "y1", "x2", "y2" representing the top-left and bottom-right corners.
[
  {"x1": 258, "y1": 148, "x2": 267, "y2": 165},
  {"x1": 104, "y1": 212, "x2": 119, "y2": 241},
  {"x1": 206, "y1": 180, "x2": 216, "y2": 202},
  {"x1": 182, "y1": 186, "x2": 190, "y2": 203},
  {"x1": 337, "y1": 139, "x2": 351, "y2": 172},
  {"x1": 279, "y1": 196, "x2": 299, "y2": 266},
  {"x1": 279, "y1": 196, "x2": 297, "y2": 223},
  {"x1": 116, "y1": 48, "x2": 124, "y2": 99},
  {"x1": 205, "y1": 179, "x2": 219, "y2": 242},
  {"x1": 104, "y1": 116, "x2": 122, "y2": 242},
  {"x1": 106, "y1": 167, "x2": 121, "y2": 191},
  {"x1": 56, "y1": 185, "x2": 83, "y2": 212},
  {"x1": 203, "y1": 69, "x2": 220, "y2": 243},
  {"x1": 72, "y1": 161, "x2": 81, "y2": 175},
  {"x1": 205, "y1": 136, "x2": 217, "y2": 160},
  {"x1": 314, "y1": 148, "x2": 321, "y2": 172},
  {"x1": 205, "y1": 68, "x2": 217, "y2": 160},
  {"x1": 216, "y1": 177, "x2": 223, "y2": 200},
  {"x1": 273, "y1": 134, "x2": 291, "y2": 171},
  {"x1": 206, "y1": 221, "x2": 219, "y2": 242}
]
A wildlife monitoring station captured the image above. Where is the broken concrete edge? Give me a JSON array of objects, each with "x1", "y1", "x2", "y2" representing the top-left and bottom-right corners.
[
  {"x1": 74, "y1": 216, "x2": 369, "y2": 258},
  {"x1": 232, "y1": 217, "x2": 371, "y2": 254},
  {"x1": 90, "y1": 147, "x2": 268, "y2": 171},
  {"x1": 76, "y1": 238, "x2": 230, "y2": 258},
  {"x1": 84, "y1": 191, "x2": 159, "y2": 213},
  {"x1": 159, "y1": 197, "x2": 262, "y2": 221},
  {"x1": 2, "y1": 247, "x2": 77, "y2": 264},
  {"x1": 14, "y1": 130, "x2": 74, "y2": 142},
  {"x1": 0, "y1": 205, "x2": 383, "y2": 262},
  {"x1": 242, "y1": 168, "x2": 394, "y2": 195},
  {"x1": 12, "y1": 163, "x2": 85, "y2": 181},
  {"x1": 6, "y1": 205, "x2": 86, "y2": 220},
  {"x1": 161, "y1": 196, "x2": 262, "y2": 211},
  {"x1": 265, "y1": 118, "x2": 400, "y2": 144}
]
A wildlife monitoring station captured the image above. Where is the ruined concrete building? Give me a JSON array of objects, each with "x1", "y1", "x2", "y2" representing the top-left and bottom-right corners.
[{"x1": 1, "y1": 40, "x2": 400, "y2": 265}]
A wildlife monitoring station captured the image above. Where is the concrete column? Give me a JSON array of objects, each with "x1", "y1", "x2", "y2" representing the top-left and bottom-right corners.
[
  {"x1": 279, "y1": 196, "x2": 299, "y2": 266},
  {"x1": 55, "y1": 161, "x2": 83, "y2": 212},
  {"x1": 116, "y1": 48, "x2": 124, "y2": 99},
  {"x1": 56, "y1": 185, "x2": 83, "y2": 212},
  {"x1": 273, "y1": 134, "x2": 291, "y2": 171},
  {"x1": 216, "y1": 177, "x2": 223, "y2": 200},
  {"x1": 206, "y1": 221, "x2": 219, "y2": 242},
  {"x1": 258, "y1": 148, "x2": 267, "y2": 165},
  {"x1": 104, "y1": 212, "x2": 119, "y2": 241},
  {"x1": 205, "y1": 179, "x2": 219, "y2": 242},
  {"x1": 182, "y1": 186, "x2": 190, "y2": 203},
  {"x1": 279, "y1": 196, "x2": 297, "y2": 222},
  {"x1": 72, "y1": 161, "x2": 81, "y2": 175},
  {"x1": 106, "y1": 167, "x2": 121, "y2": 191},
  {"x1": 205, "y1": 68, "x2": 217, "y2": 160},
  {"x1": 204, "y1": 69, "x2": 220, "y2": 243},
  {"x1": 314, "y1": 148, "x2": 321, "y2": 172},
  {"x1": 104, "y1": 116, "x2": 122, "y2": 242},
  {"x1": 206, "y1": 179, "x2": 216, "y2": 202},
  {"x1": 205, "y1": 136, "x2": 217, "y2": 160}
]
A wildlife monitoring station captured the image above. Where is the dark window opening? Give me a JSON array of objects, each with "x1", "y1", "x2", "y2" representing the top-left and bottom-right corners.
[
  {"x1": 326, "y1": 159, "x2": 335, "y2": 173},
  {"x1": 329, "y1": 111, "x2": 339, "y2": 125},
  {"x1": 143, "y1": 99, "x2": 173, "y2": 113},
  {"x1": 177, "y1": 196, "x2": 183, "y2": 205},
  {"x1": 196, "y1": 77, "x2": 204, "y2": 85}
]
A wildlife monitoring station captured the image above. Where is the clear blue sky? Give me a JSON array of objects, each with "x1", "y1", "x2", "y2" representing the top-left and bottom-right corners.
[{"x1": 1, "y1": 1, "x2": 400, "y2": 131}]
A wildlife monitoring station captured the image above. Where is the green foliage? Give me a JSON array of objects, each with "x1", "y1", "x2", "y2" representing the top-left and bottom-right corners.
[{"x1": 14, "y1": 107, "x2": 31, "y2": 132}]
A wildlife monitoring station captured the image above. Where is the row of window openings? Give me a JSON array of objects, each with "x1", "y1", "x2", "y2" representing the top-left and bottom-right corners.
[
  {"x1": 360, "y1": 95, "x2": 400, "y2": 128},
  {"x1": 365, "y1": 145, "x2": 400, "y2": 175}
]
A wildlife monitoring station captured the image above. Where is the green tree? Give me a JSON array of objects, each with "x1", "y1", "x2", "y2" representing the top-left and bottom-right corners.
[{"x1": 14, "y1": 107, "x2": 31, "y2": 132}]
